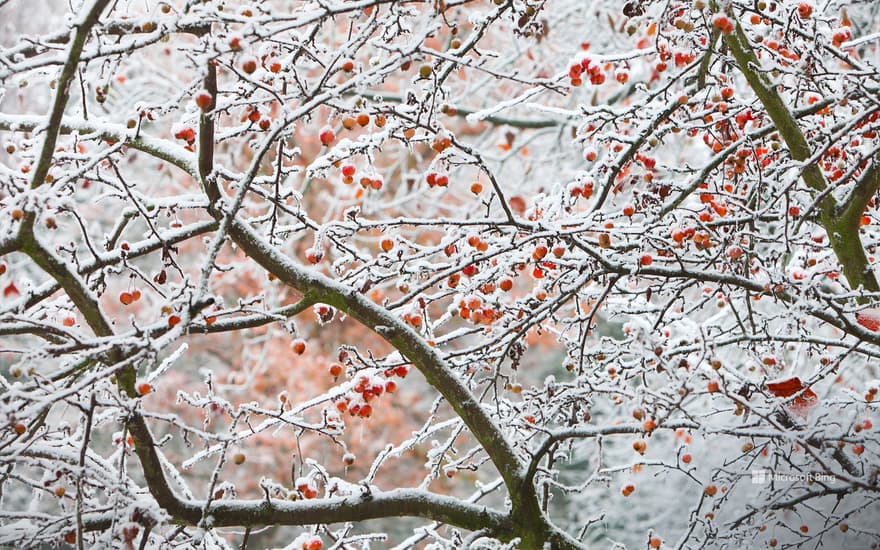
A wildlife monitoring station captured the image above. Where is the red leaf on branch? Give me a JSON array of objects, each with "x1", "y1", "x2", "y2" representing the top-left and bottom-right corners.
[
  {"x1": 856, "y1": 309, "x2": 880, "y2": 331},
  {"x1": 767, "y1": 376, "x2": 818, "y2": 414},
  {"x1": 767, "y1": 376, "x2": 805, "y2": 398}
]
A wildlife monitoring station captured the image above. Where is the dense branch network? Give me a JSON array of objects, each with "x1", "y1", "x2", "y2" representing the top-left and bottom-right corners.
[{"x1": 1, "y1": 0, "x2": 880, "y2": 549}]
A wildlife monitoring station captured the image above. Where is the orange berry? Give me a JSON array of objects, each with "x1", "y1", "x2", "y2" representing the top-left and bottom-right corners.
[
  {"x1": 292, "y1": 339, "x2": 306, "y2": 355},
  {"x1": 241, "y1": 57, "x2": 258, "y2": 74},
  {"x1": 194, "y1": 90, "x2": 212, "y2": 111}
]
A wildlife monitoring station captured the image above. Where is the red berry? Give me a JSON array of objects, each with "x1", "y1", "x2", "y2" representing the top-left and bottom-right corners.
[
  {"x1": 194, "y1": 90, "x2": 212, "y2": 111},
  {"x1": 797, "y1": 3, "x2": 813, "y2": 19},
  {"x1": 292, "y1": 339, "x2": 306, "y2": 355},
  {"x1": 319, "y1": 129, "x2": 335, "y2": 146},
  {"x1": 241, "y1": 57, "x2": 258, "y2": 74},
  {"x1": 119, "y1": 292, "x2": 133, "y2": 305}
]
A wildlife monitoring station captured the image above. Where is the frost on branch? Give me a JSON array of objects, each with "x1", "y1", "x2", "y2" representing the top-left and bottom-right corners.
[{"x1": 1, "y1": 0, "x2": 880, "y2": 548}]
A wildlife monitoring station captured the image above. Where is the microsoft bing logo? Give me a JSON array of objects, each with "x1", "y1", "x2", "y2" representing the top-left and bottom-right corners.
[{"x1": 751, "y1": 470, "x2": 835, "y2": 484}]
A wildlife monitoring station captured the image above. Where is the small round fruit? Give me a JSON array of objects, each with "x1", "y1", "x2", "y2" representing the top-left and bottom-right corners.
[
  {"x1": 292, "y1": 339, "x2": 307, "y2": 355},
  {"x1": 343, "y1": 453, "x2": 356, "y2": 466},
  {"x1": 232, "y1": 452, "x2": 246, "y2": 465},
  {"x1": 194, "y1": 90, "x2": 212, "y2": 111},
  {"x1": 319, "y1": 129, "x2": 335, "y2": 146},
  {"x1": 419, "y1": 64, "x2": 433, "y2": 78},
  {"x1": 241, "y1": 57, "x2": 258, "y2": 74}
]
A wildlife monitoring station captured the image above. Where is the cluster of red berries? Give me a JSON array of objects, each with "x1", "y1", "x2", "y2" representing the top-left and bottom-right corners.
[
  {"x1": 119, "y1": 289, "x2": 142, "y2": 305},
  {"x1": 294, "y1": 477, "x2": 320, "y2": 500},
  {"x1": 568, "y1": 58, "x2": 605, "y2": 87},
  {"x1": 569, "y1": 179, "x2": 595, "y2": 199},
  {"x1": 333, "y1": 365, "x2": 407, "y2": 418},
  {"x1": 173, "y1": 126, "x2": 195, "y2": 144},
  {"x1": 426, "y1": 172, "x2": 449, "y2": 187},
  {"x1": 712, "y1": 15, "x2": 734, "y2": 34}
]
